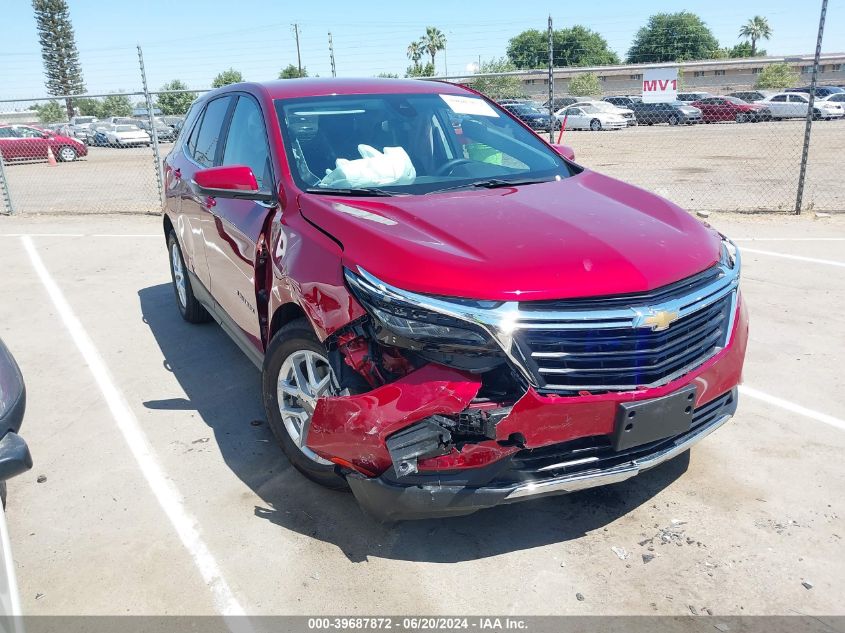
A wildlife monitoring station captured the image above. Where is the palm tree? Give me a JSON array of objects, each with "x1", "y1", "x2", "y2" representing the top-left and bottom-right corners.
[
  {"x1": 406, "y1": 40, "x2": 423, "y2": 70},
  {"x1": 739, "y1": 16, "x2": 772, "y2": 56},
  {"x1": 423, "y1": 26, "x2": 447, "y2": 69}
]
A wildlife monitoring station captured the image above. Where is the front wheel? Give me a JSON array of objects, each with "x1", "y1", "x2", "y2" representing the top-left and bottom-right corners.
[
  {"x1": 589, "y1": 118, "x2": 602, "y2": 131},
  {"x1": 263, "y1": 319, "x2": 349, "y2": 490},
  {"x1": 668, "y1": 114, "x2": 679, "y2": 126},
  {"x1": 735, "y1": 113, "x2": 746, "y2": 123},
  {"x1": 167, "y1": 231, "x2": 211, "y2": 323}
]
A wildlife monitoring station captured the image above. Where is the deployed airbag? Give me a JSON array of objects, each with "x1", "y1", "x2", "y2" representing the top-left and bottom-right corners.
[{"x1": 321, "y1": 144, "x2": 416, "y2": 188}]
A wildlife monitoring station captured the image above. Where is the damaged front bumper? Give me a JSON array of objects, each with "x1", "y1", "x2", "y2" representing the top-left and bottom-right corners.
[{"x1": 345, "y1": 389, "x2": 736, "y2": 521}]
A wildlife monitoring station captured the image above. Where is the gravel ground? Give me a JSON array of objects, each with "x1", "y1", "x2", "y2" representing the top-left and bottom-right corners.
[{"x1": 1, "y1": 119, "x2": 843, "y2": 215}]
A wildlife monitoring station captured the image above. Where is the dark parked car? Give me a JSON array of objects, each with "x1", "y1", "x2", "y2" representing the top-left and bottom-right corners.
[
  {"x1": 136, "y1": 118, "x2": 178, "y2": 142},
  {"x1": 786, "y1": 85, "x2": 845, "y2": 98},
  {"x1": 501, "y1": 103, "x2": 557, "y2": 132},
  {"x1": 692, "y1": 96, "x2": 771, "y2": 123},
  {"x1": 629, "y1": 101, "x2": 702, "y2": 125},
  {"x1": 0, "y1": 339, "x2": 34, "y2": 616},
  {"x1": 161, "y1": 78, "x2": 746, "y2": 521}
]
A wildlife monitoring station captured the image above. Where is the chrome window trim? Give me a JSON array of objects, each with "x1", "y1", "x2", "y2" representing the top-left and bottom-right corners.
[{"x1": 352, "y1": 241, "x2": 740, "y2": 391}]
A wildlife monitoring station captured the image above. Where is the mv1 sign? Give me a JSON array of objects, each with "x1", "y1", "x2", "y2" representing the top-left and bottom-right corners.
[{"x1": 642, "y1": 68, "x2": 678, "y2": 103}]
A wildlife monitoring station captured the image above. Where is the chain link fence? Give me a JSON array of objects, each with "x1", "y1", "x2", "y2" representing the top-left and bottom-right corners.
[{"x1": 1, "y1": 22, "x2": 842, "y2": 216}]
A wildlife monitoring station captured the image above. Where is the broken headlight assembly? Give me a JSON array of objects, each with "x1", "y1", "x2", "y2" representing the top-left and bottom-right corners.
[
  {"x1": 719, "y1": 236, "x2": 740, "y2": 272},
  {"x1": 344, "y1": 267, "x2": 499, "y2": 352}
]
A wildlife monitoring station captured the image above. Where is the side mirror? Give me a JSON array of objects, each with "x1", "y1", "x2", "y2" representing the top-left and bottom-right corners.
[
  {"x1": 191, "y1": 165, "x2": 275, "y2": 203},
  {"x1": 550, "y1": 143, "x2": 575, "y2": 161},
  {"x1": 0, "y1": 433, "x2": 32, "y2": 482}
]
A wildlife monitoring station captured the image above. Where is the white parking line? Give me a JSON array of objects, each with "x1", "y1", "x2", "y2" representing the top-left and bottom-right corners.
[
  {"x1": 20, "y1": 236, "x2": 250, "y2": 624},
  {"x1": 739, "y1": 385, "x2": 845, "y2": 432},
  {"x1": 741, "y1": 247, "x2": 845, "y2": 268}
]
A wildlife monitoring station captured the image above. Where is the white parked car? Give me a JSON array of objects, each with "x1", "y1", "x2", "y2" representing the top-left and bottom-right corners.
[
  {"x1": 555, "y1": 104, "x2": 628, "y2": 131},
  {"x1": 572, "y1": 100, "x2": 637, "y2": 126},
  {"x1": 761, "y1": 92, "x2": 844, "y2": 120},
  {"x1": 106, "y1": 124, "x2": 151, "y2": 147},
  {"x1": 814, "y1": 93, "x2": 845, "y2": 114}
]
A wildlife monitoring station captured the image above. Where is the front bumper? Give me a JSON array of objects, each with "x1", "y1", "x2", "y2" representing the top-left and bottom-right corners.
[{"x1": 348, "y1": 389, "x2": 737, "y2": 521}]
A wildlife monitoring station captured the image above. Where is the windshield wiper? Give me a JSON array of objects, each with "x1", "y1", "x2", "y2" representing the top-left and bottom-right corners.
[
  {"x1": 426, "y1": 177, "x2": 556, "y2": 195},
  {"x1": 305, "y1": 187, "x2": 397, "y2": 197}
]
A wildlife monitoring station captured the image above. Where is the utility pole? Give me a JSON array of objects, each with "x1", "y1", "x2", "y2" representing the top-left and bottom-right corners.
[
  {"x1": 795, "y1": 0, "x2": 827, "y2": 215},
  {"x1": 548, "y1": 15, "x2": 554, "y2": 143},
  {"x1": 293, "y1": 23, "x2": 302, "y2": 76},
  {"x1": 328, "y1": 31, "x2": 336, "y2": 77}
]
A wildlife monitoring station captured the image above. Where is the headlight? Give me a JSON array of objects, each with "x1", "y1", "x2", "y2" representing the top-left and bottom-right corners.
[
  {"x1": 344, "y1": 268, "x2": 494, "y2": 348},
  {"x1": 720, "y1": 236, "x2": 739, "y2": 271}
]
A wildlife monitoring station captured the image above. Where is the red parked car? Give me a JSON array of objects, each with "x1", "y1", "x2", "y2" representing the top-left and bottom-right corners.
[
  {"x1": 162, "y1": 78, "x2": 747, "y2": 521},
  {"x1": 0, "y1": 125, "x2": 87, "y2": 162},
  {"x1": 692, "y1": 96, "x2": 771, "y2": 123}
]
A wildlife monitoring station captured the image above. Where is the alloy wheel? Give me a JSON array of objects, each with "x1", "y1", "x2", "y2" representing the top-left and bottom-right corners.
[
  {"x1": 170, "y1": 242, "x2": 187, "y2": 308},
  {"x1": 277, "y1": 349, "x2": 339, "y2": 465},
  {"x1": 58, "y1": 147, "x2": 77, "y2": 162}
]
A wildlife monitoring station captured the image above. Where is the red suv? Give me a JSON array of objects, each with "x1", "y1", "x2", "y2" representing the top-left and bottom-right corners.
[
  {"x1": 162, "y1": 79, "x2": 747, "y2": 521},
  {"x1": 692, "y1": 96, "x2": 771, "y2": 123}
]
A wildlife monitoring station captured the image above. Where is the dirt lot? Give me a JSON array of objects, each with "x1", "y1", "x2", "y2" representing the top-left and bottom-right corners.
[
  {"x1": 2, "y1": 119, "x2": 844, "y2": 215},
  {"x1": 0, "y1": 211, "x2": 843, "y2": 619}
]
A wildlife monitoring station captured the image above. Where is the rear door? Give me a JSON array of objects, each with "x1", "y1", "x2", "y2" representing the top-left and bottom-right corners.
[
  {"x1": 788, "y1": 94, "x2": 810, "y2": 117},
  {"x1": 202, "y1": 93, "x2": 277, "y2": 355},
  {"x1": 767, "y1": 95, "x2": 788, "y2": 117},
  {"x1": 178, "y1": 95, "x2": 235, "y2": 291},
  {"x1": 12, "y1": 126, "x2": 49, "y2": 160}
]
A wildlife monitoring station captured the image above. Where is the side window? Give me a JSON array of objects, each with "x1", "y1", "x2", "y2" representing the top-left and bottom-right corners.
[
  {"x1": 771, "y1": 95, "x2": 786, "y2": 102},
  {"x1": 222, "y1": 95, "x2": 272, "y2": 188},
  {"x1": 0, "y1": 128, "x2": 15, "y2": 138},
  {"x1": 192, "y1": 96, "x2": 232, "y2": 167},
  {"x1": 789, "y1": 95, "x2": 808, "y2": 103}
]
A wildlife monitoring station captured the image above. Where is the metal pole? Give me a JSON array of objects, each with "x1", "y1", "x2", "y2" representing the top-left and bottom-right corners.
[
  {"x1": 137, "y1": 45, "x2": 164, "y2": 211},
  {"x1": 795, "y1": 0, "x2": 827, "y2": 215},
  {"x1": 293, "y1": 24, "x2": 302, "y2": 76},
  {"x1": 548, "y1": 15, "x2": 554, "y2": 143},
  {"x1": 328, "y1": 32, "x2": 336, "y2": 78},
  {"x1": 0, "y1": 152, "x2": 15, "y2": 216}
]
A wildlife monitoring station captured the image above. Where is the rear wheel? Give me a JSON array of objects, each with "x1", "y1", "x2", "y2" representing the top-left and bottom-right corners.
[
  {"x1": 167, "y1": 231, "x2": 211, "y2": 323},
  {"x1": 263, "y1": 319, "x2": 349, "y2": 490},
  {"x1": 57, "y1": 146, "x2": 78, "y2": 162},
  {"x1": 812, "y1": 109, "x2": 821, "y2": 121},
  {"x1": 589, "y1": 118, "x2": 602, "y2": 131}
]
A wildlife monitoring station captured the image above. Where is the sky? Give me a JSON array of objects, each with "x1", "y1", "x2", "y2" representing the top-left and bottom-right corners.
[{"x1": 0, "y1": 0, "x2": 841, "y2": 103}]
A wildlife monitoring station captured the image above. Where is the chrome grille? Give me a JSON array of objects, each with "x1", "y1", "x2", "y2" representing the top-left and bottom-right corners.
[{"x1": 511, "y1": 266, "x2": 737, "y2": 393}]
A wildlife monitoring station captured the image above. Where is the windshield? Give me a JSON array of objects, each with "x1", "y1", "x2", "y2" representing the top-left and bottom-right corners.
[
  {"x1": 276, "y1": 92, "x2": 573, "y2": 195},
  {"x1": 509, "y1": 104, "x2": 541, "y2": 115},
  {"x1": 116, "y1": 125, "x2": 140, "y2": 132}
]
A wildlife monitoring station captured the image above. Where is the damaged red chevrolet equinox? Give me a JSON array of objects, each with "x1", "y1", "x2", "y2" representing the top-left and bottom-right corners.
[{"x1": 162, "y1": 78, "x2": 747, "y2": 521}]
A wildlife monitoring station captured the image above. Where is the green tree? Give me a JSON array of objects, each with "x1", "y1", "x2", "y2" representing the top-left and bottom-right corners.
[
  {"x1": 34, "y1": 100, "x2": 65, "y2": 123},
  {"x1": 465, "y1": 58, "x2": 523, "y2": 100},
  {"x1": 407, "y1": 40, "x2": 424, "y2": 69},
  {"x1": 755, "y1": 63, "x2": 798, "y2": 90},
  {"x1": 32, "y1": 0, "x2": 86, "y2": 119},
  {"x1": 101, "y1": 94, "x2": 132, "y2": 117},
  {"x1": 279, "y1": 64, "x2": 307, "y2": 79},
  {"x1": 405, "y1": 62, "x2": 434, "y2": 78},
  {"x1": 716, "y1": 42, "x2": 766, "y2": 59},
  {"x1": 739, "y1": 16, "x2": 772, "y2": 57},
  {"x1": 627, "y1": 12, "x2": 720, "y2": 63},
  {"x1": 155, "y1": 79, "x2": 196, "y2": 115},
  {"x1": 507, "y1": 26, "x2": 620, "y2": 69},
  {"x1": 211, "y1": 68, "x2": 243, "y2": 88},
  {"x1": 76, "y1": 98, "x2": 105, "y2": 118},
  {"x1": 376, "y1": 72, "x2": 399, "y2": 78},
  {"x1": 423, "y1": 27, "x2": 447, "y2": 69},
  {"x1": 567, "y1": 73, "x2": 602, "y2": 97}
]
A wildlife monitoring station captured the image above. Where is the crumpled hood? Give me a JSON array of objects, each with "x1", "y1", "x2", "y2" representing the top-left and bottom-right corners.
[{"x1": 297, "y1": 170, "x2": 722, "y2": 301}]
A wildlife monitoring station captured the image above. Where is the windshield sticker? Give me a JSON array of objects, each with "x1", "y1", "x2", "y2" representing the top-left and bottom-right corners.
[
  {"x1": 334, "y1": 203, "x2": 397, "y2": 226},
  {"x1": 439, "y1": 94, "x2": 499, "y2": 118}
]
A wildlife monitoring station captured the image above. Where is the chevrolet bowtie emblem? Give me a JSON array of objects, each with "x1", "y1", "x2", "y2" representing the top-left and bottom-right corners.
[{"x1": 637, "y1": 309, "x2": 680, "y2": 331}]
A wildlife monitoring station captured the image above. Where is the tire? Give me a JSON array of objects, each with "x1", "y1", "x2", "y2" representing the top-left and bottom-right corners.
[
  {"x1": 735, "y1": 113, "x2": 746, "y2": 123},
  {"x1": 57, "y1": 146, "x2": 78, "y2": 162},
  {"x1": 0, "y1": 482, "x2": 6, "y2": 509},
  {"x1": 167, "y1": 231, "x2": 211, "y2": 324},
  {"x1": 668, "y1": 114, "x2": 679, "y2": 126},
  {"x1": 589, "y1": 118, "x2": 602, "y2": 131},
  {"x1": 262, "y1": 319, "x2": 349, "y2": 490},
  {"x1": 812, "y1": 109, "x2": 821, "y2": 121}
]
